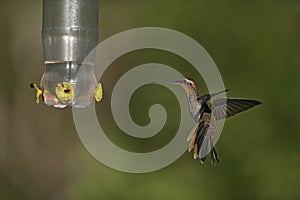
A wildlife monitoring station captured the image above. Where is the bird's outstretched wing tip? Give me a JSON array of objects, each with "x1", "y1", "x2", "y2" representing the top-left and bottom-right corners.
[{"x1": 255, "y1": 100, "x2": 262, "y2": 105}]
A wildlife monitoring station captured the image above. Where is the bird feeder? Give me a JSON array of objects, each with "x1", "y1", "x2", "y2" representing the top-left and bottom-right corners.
[{"x1": 31, "y1": 0, "x2": 102, "y2": 108}]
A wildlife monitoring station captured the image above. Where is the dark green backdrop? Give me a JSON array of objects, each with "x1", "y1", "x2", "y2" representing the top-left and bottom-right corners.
[{"x1": 1, "y1": 0, "x2": 299, "y2": 199}]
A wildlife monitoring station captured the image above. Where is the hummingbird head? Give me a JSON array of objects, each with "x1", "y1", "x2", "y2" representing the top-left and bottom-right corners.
[
  {"x1": 153, "y1": 78, "x2": 200, "y2": 96},
  {"x1": 173, "y1": 78, "x2": 198, "y2": 93}
]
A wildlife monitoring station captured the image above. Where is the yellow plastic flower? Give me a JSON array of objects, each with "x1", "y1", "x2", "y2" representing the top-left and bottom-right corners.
[
  {"x1": 94, "y1": 83, "x2": 103, "y2": 102},
  {"x1": 30, "y1": 83, "x2": 42, "y2": 104},
  {"x1": 55, "y1": 82, "x2": 74, "y2": 102}
]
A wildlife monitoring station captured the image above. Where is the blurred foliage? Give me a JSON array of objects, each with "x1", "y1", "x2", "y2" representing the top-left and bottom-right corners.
[{"x1": 1, "y1": 0, "x2": 300, "y2": 200}]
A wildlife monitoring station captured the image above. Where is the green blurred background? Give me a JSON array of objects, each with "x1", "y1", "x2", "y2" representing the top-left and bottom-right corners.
[{"x1": 1, "y1": 0, "x2": 300, "y2": 199}]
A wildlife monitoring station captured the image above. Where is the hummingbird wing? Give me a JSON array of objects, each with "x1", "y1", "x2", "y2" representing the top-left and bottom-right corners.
[{"x1": 212, "y1": 98, "x2": 261, "y2": 120}]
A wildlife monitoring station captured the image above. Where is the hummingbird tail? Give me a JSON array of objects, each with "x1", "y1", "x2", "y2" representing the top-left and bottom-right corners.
[
  {"x1": 187, "y1": 120, "x2": 220, "y2": 165},
  {"x1": 188, "y1": 121, "x2": 209, "y2": 161}
]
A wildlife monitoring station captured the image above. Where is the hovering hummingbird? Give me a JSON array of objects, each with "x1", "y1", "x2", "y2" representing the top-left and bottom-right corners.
[{"x1": 155, "y1": 78, "x2": 261, "y2": 165}]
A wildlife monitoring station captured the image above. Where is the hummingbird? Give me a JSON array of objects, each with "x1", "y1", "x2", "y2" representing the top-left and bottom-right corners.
[{"x1": 155, "y1": 78, "x2": 261, "y2": 165}]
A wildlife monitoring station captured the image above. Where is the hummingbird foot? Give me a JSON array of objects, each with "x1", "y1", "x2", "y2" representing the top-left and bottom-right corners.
[{"x1": 210, "y1": 147, "x2": 220, "y2": 165}]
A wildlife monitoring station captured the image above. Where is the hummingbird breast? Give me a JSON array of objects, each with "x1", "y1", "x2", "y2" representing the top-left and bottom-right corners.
[{"x1": 186, "y1": 93, "x2": 201, "y2": 121}]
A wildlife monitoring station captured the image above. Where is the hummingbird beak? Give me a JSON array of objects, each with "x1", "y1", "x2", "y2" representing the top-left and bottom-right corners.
[{"x1": 151, "y1": 80, "x2": 182, "y2": 85}]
